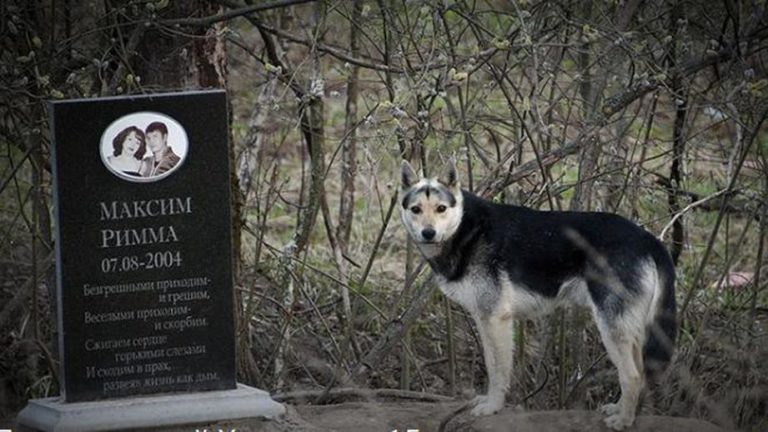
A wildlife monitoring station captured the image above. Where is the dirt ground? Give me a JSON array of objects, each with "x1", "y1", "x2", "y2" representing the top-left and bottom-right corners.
[
  {"x1": 294, "y1": 402, "x2": 728, "y2": 432},
  {"x1": 105, "y1": 401, "x2": 728, "y2": 432}
]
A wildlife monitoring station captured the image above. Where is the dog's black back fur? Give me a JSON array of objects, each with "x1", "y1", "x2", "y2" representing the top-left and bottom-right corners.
[{"x1": 427, "y1": 190, "x2": 676, "y2": 375}]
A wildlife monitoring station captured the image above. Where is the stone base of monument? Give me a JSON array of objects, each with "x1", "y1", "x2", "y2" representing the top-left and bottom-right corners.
[{"x1": 16, "y1": 383, "x2": 285, "y2": 432}]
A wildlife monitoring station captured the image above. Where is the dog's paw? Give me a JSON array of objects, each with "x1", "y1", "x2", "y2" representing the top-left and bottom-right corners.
[
  {"x1": 603, "y1": 413, "x2": 634, "y2": 431},
  {"x1": 470, "y1": 396, "x2": 503, "y2": 416},
  {"x1": 599, "y1": 402, "x2": 620, "y2": 416}
]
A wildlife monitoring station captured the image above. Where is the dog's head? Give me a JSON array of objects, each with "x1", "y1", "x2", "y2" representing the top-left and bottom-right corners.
[{"x1": 400, "y1": 158, "x2": 464, "y2": 247}]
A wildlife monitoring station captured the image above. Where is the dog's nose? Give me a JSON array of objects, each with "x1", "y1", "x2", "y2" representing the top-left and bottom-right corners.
[{"x1": 422, "y1": 228, "x2": 436, "y2": 241}]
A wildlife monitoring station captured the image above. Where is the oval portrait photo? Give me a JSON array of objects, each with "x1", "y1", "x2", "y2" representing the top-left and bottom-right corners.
[{"x1": 100, "y1": 111, "x2": 188, "y2": 182}]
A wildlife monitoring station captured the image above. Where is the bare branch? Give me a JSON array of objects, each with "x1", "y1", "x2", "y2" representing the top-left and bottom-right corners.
[{"x1": 161, "y1": 0, "x2": 318, "y2": 27}]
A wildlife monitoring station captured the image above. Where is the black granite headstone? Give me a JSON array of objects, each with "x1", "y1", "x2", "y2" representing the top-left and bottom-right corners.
[{"x1": 50, "y1": 90, "x2": 236, "y2": 402}]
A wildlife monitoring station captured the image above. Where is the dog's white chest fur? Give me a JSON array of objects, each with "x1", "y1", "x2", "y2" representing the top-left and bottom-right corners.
[{"x1": 436, "y1": 270, "x2": 489, "y2": 314}]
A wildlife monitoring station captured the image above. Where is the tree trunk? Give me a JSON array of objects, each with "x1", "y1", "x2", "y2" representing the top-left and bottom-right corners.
[
  {"x1": 666, "y1": 0, "x2": 687, "y2": 265},
  {"x1": 337, "y1": 0, "x2": 362, "y2": 249},
  {"x1": 570, "y1": 0, "x2": 599, "y2": 212},
  {"x1": 133, "y1": 1, "x2": 254, "y2": 382}
]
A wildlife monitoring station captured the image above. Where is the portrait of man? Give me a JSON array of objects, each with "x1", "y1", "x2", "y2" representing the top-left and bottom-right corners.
[{"x1": 145, "y1": 121, "x2": 181, "y2": 176}]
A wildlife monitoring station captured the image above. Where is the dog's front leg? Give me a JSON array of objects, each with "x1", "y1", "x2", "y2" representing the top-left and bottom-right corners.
[{"x1": 471, "y1": 314, "x2": 514, "y2": 416}]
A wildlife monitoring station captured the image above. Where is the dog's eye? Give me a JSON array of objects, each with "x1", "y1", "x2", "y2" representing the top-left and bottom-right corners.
[
  {"x1": 410, "y1": 206, "x2": 422, "y2": 214},
  {"x1": 436, "y1": 205, "x2": 447, "y2": 213}
]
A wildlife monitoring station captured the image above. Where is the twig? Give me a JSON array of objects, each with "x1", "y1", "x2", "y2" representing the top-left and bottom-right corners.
[
  {"x1": 260, "y1": 240, "x2": 388, "y2": 319},
  {"x1": 253, "y1": 20, "x2": 405, "y2": 73},
  {"x1": 106, "y1": 23, "x2": 146, "y2": 95},
  {"x1": 163, "y1": 0, "x2": 318, "y2": 27},
  {"x1": 0, "y1": 144, "x2": 34, "y2": 196},
  {"x1": 437, "y1": 364, "x2": 550, "y2": 432},
  {"x1": 0, "y1": 251, "x2": 54, "y2": 330},
  {"x1": 357, "y1": 190, "x2": 398, "y2": 290},
  {"x1": 659, "y1": 188, "x2": 729, "y2": 241},
  {"x1": 438, "y1": 403, "x2": 472, "y2": 432},
  {"x1": 563, "y1": 353, "x2": 604, "y2": 406},
  {"x1": 273, "y1": 387, "x2": 453, "y2": 403},
  {"x1": 352, "y1": 275, "x2": 436, "y2": 382},
  {"x1": 319, "y1": 177, "x2": 361, "y2": 362}
]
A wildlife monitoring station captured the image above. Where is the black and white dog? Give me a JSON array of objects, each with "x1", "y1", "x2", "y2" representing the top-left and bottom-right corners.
[{"x1": 399, "y1": 159, "x2": 676, "y2": 430}]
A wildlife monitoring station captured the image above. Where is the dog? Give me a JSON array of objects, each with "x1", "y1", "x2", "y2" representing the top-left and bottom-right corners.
[{"x1": 399, "y1": 159, "x2": 676, "y2": 430}]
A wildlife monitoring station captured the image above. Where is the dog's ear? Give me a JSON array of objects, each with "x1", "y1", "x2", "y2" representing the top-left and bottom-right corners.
[
  {"x1": 437, "y1": 157, "x2": 459, "y2": 189},
  {"x1": 401, "y1": 160, "x2": 419, "y2": 189}
]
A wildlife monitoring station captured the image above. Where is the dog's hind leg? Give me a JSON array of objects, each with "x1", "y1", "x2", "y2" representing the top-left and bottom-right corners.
[
  {"x1": 470, "y1": 313, "x2": 514, "y2": 416},
  {"x1": 595, "y1": 317, "x2": 645, "y2": 431}
]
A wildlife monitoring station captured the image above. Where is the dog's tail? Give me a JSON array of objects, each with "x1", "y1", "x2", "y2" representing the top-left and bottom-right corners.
[{"x1": 643, "y1": 245, "x2": 677, "y2": 382}]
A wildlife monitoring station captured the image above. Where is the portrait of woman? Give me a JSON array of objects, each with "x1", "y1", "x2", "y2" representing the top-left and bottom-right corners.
[{"x1": 106, "y1": 126, "x2": 149, "y2": 177}]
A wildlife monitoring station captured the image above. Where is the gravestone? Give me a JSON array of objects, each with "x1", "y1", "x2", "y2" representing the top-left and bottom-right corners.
[{"x1": 17, "y1": 90, "x2": 284, "y2": 431}]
